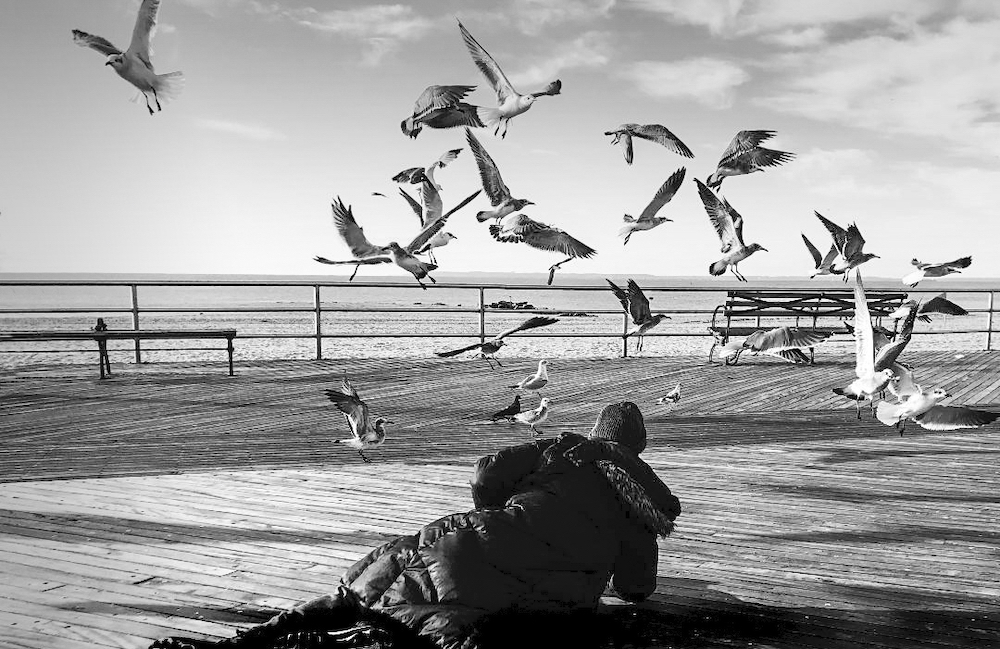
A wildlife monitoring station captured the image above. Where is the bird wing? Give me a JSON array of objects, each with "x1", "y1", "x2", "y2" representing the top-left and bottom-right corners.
[
  {"x1": 435, "y1": 341, "x2": 487, "y2": 357},
  {"x1": 801, "y1": 233, "x2": 822, "y2": 268},
  {"x1": 606, "y1": 279, "x2": 630, "y2": 313},
  {"x1": 842, "y1": 223, "x2": 867, "y2": 260},
  {"x1": 405, "y1": 189, "x2": 481, "y2": 254},
  {"x1": 626, "y1": 279, "x2": 652, "y2": 324},
  {"x1": 638, "y1": 167, "x2": 686, "y2": 221},
  {"x1": 324, "y1": 378, "x2": 369, "y2": 441},
  {"x1": 502, "y1": 216, "x2": 597, "y2": 258},
  {"x1": 887, "y1": 361, "x2": 919, "y2": 401},
  {"x1": 852, "y1": 272, "x2": 875, "y2": 378},
  {"x1": 630, "y1": 124, "x2": 695, "y2": 158},
  {"x1": 530, "y1": 79, "x2": 562, "y2": 97},
  {"x1": 330, "y1": 197, "x2": 387, "y2": 259},
  {"x1": 914, "y1": 405, "x2": 999, "y2": 430},
  {"x1": 127, "y1": 0, "x2": 160, "y2": 68},
  {"x1": 71, "y1": 30, "x2": 123, "y2": 57},
  {"x1": 874, "y1": 300, "x2": 918, "y2": 371},
  {"x1": 920, "y1": 295, "x2": 968, "y2": 316},
  {"x1": 426, "y1": 103, "x2": 485, "y2": 129},
  {"x1": 494, "y1": 315, "x2": 559, "y2": 341},
  {"x1": 737, "y1": 146, "x2": 794, "y2": 169},
  {"x1": 746, "y1": 326, "x2": 832, "y2": 352},
  {"x1": 621, "y1": 132, "x2": 634, "y2": 165},
  {"x1": 313, "y1": 256, "x2": 391, "y2": 266},
  {"x1": 718, "y1": 130, "x2": 775, "y2": 164},
  {"x1": 432, "y1": 148, "x2": 463, "y2": 171},
  {"x1": 398, "y1": 187, "x2": 424, "y2": 226},
  {"x1": 458, "y1": 20, "x2": 517, "y2": 103},
  {"x1": 392, "y1": 167, "x2": 423, "y2": 185},
  {"x1": 694, "y1": 179, "x2": 740, "y2": 250},
  {"x1": 465, "y1": 128, "x2": 511, "y2": 205},
  {"x1": 420, "y1": 181, "x2": 444, "y2": 226},
  {"x1": 944, "y1": 255, "x2": 973, "y2": 270},
  {"x1": 412, "y1": 85, "x2": 476, "y2": 114},
  {"x1": 770, "y1": 348, "x2": 812, "y2": 364},
  {"x1": 815, "y1": 211, "x2": 848, "y2": 253}
]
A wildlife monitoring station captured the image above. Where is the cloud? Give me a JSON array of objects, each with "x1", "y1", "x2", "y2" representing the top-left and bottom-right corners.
[
  {"x1": 282, "y1": 5, "x2": 434, "y2": 63},
  {"x1": 195, "y1": 118, "x2": 285, "y2": 141},
  {"x1": 759, "y1": 27, "x2": 826, "y2": 47},
  {"x1": 507, "y1": 32, "x2": 614, "y2": 87},
  {"x1": 619, "y1": 58, "x2": 749, "y2": 108},
  {"x1": 510, "y1": 0, "x2": 616, "y2": 33}
]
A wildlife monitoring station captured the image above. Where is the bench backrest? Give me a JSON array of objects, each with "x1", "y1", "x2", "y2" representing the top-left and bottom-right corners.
[{"x1": 722, "y1": 290, "x2": 907, "y2": 319}]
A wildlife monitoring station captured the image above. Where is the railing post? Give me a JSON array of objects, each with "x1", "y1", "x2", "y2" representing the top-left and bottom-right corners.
[
  {"x1": 131, "y1": 284, "x2": 141, "y2": 363},
  {"x1": 314, "y1": 285, "x2": 323, "y2": 360},
  {"x1": 622, "y1": 312, "x2": 629, "y2": 358},
  {"x1": 987, "y1": 292, "x2": 995, "y2": 351},
  {"x1": 479, "y1": 287, "x2": 486, "y2": 345}
]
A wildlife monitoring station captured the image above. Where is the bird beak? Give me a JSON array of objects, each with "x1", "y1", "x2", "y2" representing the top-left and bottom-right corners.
[
  {"x1": 526, "y1": 201, "x2": 535, "y2": 206},
  {"x1": 105, "y1": 60, "x2": 113, "y2": 66},
  {"x1": 760, "y1": 247, "x2": 769, "y2": 252}
]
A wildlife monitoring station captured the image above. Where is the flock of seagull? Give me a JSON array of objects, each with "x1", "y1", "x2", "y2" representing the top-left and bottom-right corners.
[{"x1": 70, "y1": 0, "x2": 997, "y2": 461}]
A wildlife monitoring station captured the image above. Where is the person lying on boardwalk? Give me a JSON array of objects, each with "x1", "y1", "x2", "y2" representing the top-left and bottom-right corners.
[{"x1": 150, "y1": 401, "x2": 681, "y2": 649}]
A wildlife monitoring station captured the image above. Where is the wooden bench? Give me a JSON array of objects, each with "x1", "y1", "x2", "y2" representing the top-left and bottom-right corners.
[
  {"x1": 0, "y1": 323, "x2": 237, "y2": 378},
  {"x1": 708, "y1": 289, "x2": 907, "y2": 364}
]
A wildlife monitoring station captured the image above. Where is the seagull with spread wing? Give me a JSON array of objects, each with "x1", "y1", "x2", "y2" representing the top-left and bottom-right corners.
[
  {"x1": 715, "y1": 326, "x2": 834, "y2": 365},
  {"x1": 490, "y1": 213, "x2": 597, "y2": 285},
  {"x1": 694, "y1": 179, "x2": 767, "y2": 282},
  {"x1": 887, "y1": 295, "x2": 969, "y2": 323},
  {"x1": 706, "y1": 130, "x2": 793, "y2": 190},
  {"x1": 801, "y1": 233, "x2": 845, "y2": 279},
  {"x1": 604, "y1": 124, "x2": 694, "y2": 165},
  {"x1": 620, "y1": 168, "x2": 686, "y2": 245},
  {"x1": 395, "y1": 185, "x2": 462, "y2": 265},
  {"x1": 401, "y1": 85, "x2": 484, "y2": 139},
  {"x1": 72, "y1": 0, "x2": 184, "y2": 115},
  {"x1": 901, "y1": 256, "x2": 972, "y2": 287},
  {"x1": 435, "y1": 316, "x2": 559, "y2": 369},
  {"x1": 465, "y1": 128, "x2": 534, "y2": 222},
  {"x1": 606, "y1": 279, "x2": 671, "y2": 353},
  {"x1": 814, "y1": 211, "x2": 878, "y2": 282},
  {"x1": 325, "y1": 377, "x2": 393, "y2": 463},
  {"x1": 314, "y1": 187, "x2": 480, "y2": 287},
  {"x1": 877, "y1": 386, "x2": 999, "y2": 435},
  {"x1": 458, "y1": 20, "x2": 561, "y2": 138},
  {"x1": 392, "y1": 148, "x2": 463, "y2": 191}
]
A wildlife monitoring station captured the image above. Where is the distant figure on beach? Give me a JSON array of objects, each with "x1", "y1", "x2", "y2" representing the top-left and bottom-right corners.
[{"x1": 150, "y1": 401, "x2": 681, "y2": 649}]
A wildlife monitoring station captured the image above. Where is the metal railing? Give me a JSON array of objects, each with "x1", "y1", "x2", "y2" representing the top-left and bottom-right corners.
[{"x1": 0, "y1": 279, "x2": 996, "y2": 362}]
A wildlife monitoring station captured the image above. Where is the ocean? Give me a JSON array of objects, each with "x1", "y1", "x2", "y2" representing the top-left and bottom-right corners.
[{"x1": 0, "y1": 272, "x2": 994, "y2": 365}]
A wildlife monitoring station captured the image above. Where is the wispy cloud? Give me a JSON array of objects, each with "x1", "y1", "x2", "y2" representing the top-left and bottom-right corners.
[
  {"x1": 195, "y1": 118, "x2": 285, "y2": 141},
  {"x1": 280, "y1": 5, "x2": 434, "y2": 64},
  {"x1": 507, "y1": 31, "x2": 614, "y2": 87},
  {"x1": 620, "y1": 58, "x2": 749, "y2": 108},
  {"x1": 510, "y1": 0, "x2": 616, "y2": 34}
]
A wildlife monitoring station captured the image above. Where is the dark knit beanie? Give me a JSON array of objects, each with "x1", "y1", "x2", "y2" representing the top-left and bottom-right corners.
[{"x1": 588, "y1": 401, "x2": 647, "y2": 454}]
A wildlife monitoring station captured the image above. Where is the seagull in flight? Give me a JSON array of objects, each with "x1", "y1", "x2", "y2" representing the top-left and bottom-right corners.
[
  {"x1": 801, "y1": 233, "x2": 845, "y2": 279},
  {"x1": 314, "y1": 187, "x2": 480, "y2": 287},
  {"x1": 606, "y1": 279, "x2": 671, "y2": 353},
  {"x1": 435, "y1": 316, "x2": 559, "y2": 369},
  {"x1": 901, "y1": 256, "x2": 972, "y2": 287},
  {"x1": 877, "y1": 386, "x2": 999, "y2": 435},
  {"x1": 510, "y1": 360, "x2": 549, "y2": 393},
  {"x1": 490, "y1": 395, "x2": 522, "y2": 423},
  {"x1": 396, "y1": 185, "x2": 462, "y2": 265},
  {"x1": 694, "y1": 179, "x2": 767, "y2": 282},
  {"x1": 814, "y1": 211, "x2": 878, "y2": 281},
  {"x1": 706, "y1": 130, "x2": 793, "y2": 190},
  {"x1": 490, "y1": 213, "x2": 597, "y2": 285},
  {"x1": 620, "y1": 168, "x2": 686, "y2": 245},
  {"x1": 392, "y1": 148, "x2": 463, "y2": 192},
  {"x1": 325, "y1": 377, "x2": 392, "y2": 463},
  {"x1": 72, "y1": 0, "x2": 184, "y2": 115},
  {"x1": 401, "y1": 85, "x2": 484, "y2": 139},
  {"x1": 715, "y1": 326, "x2": 833, "y2": 365},
  {"x1": 604, "y1": 124, "x2": 694, "y2": 165},
  {"x1": 466, "y1": 128, "x2": 534, "y2": 222},
  {"x1": 458, "y1": 20, "x2": 561, "y2": 138},
  {"x1": 513, "y1": 397, "x2": 552, "y2": 435},
  {"x1": 887, "y1": 295, "x2": 969, "y2": 323}
]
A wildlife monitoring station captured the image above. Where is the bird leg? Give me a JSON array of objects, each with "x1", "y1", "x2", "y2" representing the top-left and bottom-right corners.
[
  {"x1": 349, "y1": 264, "x2": 361, "y2": 281},
  {"x1": 731, "y1": 266, "x2": 748, "y2": 282},
  {"x1": 429, "y1": 250, "x2": 438, "y2": 265},
  {"x1": 482, "y1": 354, "x2": 496, "y2": 370},
  {"x1": 358, "y1": 450, "x2": 372, "y2": 464},
  {"x1": 152, "y1": 87, "x2": 162, "y2": 112},
  {"x1": 547, "y1": 257, "x2": 575, "y2": 285},
  {"x1": 415, "y1": 277, "x2": 428, "y2": 290},
  {"x1": 143, "y1": 92, "x2": 155, "y2": 116}
]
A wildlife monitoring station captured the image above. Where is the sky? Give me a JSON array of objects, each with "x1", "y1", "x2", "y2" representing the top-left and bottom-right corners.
[{"x1": 1, "y1": 0, "x2": 999, "y2": 282}]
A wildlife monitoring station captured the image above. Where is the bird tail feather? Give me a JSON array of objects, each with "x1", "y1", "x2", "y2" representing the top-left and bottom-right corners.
[
  {"x1": 152, "y1": 71, "x2": 185, "y2": 102},
  {"x1": 875, "y1": 401, "x2": 904, "y2": 426},
  {"x1": 832, "y1": 387, "x2": 864, "y2": 401},
  {"x1": 709, "y1": 260, "x2": 728, "y2": 276},
  {"x1": 477, "y1": 106, "x2": 502, "y2": 128}
]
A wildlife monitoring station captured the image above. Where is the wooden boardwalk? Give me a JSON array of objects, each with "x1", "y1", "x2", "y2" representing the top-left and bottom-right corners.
[{"x1": 1, "y1": 351, "x2": 999, "y2": 649}]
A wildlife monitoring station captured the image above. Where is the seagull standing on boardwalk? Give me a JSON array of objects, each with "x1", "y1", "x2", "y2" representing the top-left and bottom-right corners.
[
  {"x1": 435, "y1": 316, "x2": 559, "y2": 369},
  {"x1": 604, "y1": 124, "x2": 694, "y2": 165},
  {"x1": 401, "y1": 85, "x2": 484, "y2": 139},
  {"x1": 815, "y1": 212, "x2": 878, "y2": 281},
  {"x1": 325, "y1": 377, "x2": 393, "y2": 463},
  {"x1": 705, "y1": 130, "x2": 793, "y2": 190},
  {"x1": 392, "y1": 148, "x2": 463, "y2": 192},
  {"x1": 490, "y1": 395, "x2": 521, "y2": 422},
  {"x1": 694, "y1": 179, "x2": 767, "y2": 282},
  {"x1": 877, "y1": 386, "x2": 999, "y2": 435},
  {"x1": 801, "y1": 233, "x2": 845, "y2": 279},
  {"x1": 888, "y1": 295, "x2": 969, "y2": 323},
  {"x1": 510, "y1": 360, "x2": 549, "y2": 394},
  {"x1": 458, "y1": 20, "x2": 561, "y2": 138},
  {"x1": 901, "y1": 256, "x2": 972, "y2": 287},
  {"x1": 72, "y1": 0, "x2": 184, "y2": 115},
  {"x1": 606, "y1": 279, "x2": 671, "y2": 353},
  {"x1": 717, "y1": 326, "x2": 834, "y2": 365},
  {"x1": 490, "y1": 213, "x2": 597, "y2": 285},
  {"x1": 513, "y1": 397, "x2": 552, "y2": 435},
  {"x1": 465, "y1": 128, "x2": 534, "y2": 222},
  {"x1": 619, "y1": 168, "x2": 686, "y2": 245},
  {"x1": 656, "y1": 383, "x2": 682, "y2": 408}
]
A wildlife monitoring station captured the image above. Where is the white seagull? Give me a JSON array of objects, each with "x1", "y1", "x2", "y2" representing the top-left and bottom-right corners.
[
  {"x1": 706, "y1": 130, "x2": 793, "y2": 190},
  {"x1": 72, "y1": 0, "x2": 184, "y2": 115},
  {"x1": 510, "y1": 360, "x2": 549, "y2": 393},
  {"x1": 396, "y1": 185, "x2": 462, "y2": 265},
  {"x1": 620, "y1": 168, "x2": 686, "y2": 245},
  {"x1": 465, "y1": 128, "x2": 534, "y2": 222},
  {"x1": 887, "y1": 295, "x2": 969, "y2": 323},
  {"x1": 458, "y1": 20, "x2": 561, "y2": 138},
  {"x1": 656, "y1": 383, "x2": 682, "y2": 408},
  {"x1": 400, "y1": 85, "x2": 484, "y2": 139},
  {"x1": 489, "y1": 213, "x2": 597, "y2": 285},
  {"x1": 604, "y1": 124, "x2": 694, "y2": 165},
  {"x1": 716, "y1": 326, "x2": 834, "y2": 365},
  {"x1": 901, "y1": 256, "x2": 972, "y2": 287},
  {"x1": 877, "y1": 386, "x2": 999, "y2": 435},
  {"x1": 324, "y1": 377, "x2": 393, "y2": 463},
  {"x1": 801, "y1": 233, "x2": 844, "y2": 279},
  {"x1": 435, "y1": 316, "x2": 559, "y2": 369},
  {"x1": 392, "y1": 148, "x2": 464, "y2": 192},
  {"x1": 694, "y1": 179, "x2": 767, "y2": 282},
  {"x1": 606, "y1": 279, "x2": 671, "y2": 353},
  {"x1": 513, "y1": 397, "x2": 552, "y2": 435}
]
